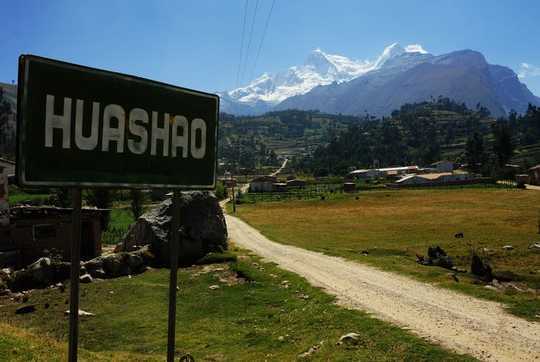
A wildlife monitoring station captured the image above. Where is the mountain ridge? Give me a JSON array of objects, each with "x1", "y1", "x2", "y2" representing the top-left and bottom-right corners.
[{"x1": 222, "y1": 44, "x2": 540, "y2": 117}]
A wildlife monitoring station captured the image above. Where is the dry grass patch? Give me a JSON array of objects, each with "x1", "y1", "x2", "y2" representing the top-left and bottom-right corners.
[{"x1": 235, "y1": 188, "x2": 540, "y2": 319}]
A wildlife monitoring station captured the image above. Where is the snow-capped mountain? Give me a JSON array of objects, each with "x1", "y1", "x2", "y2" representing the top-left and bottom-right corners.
[
  {"x1": 221, "y1": 43, "x2": 540, "y2": 117},
  {"x1": 221, "y1": 43, "x2": 430, "y2": 114}
]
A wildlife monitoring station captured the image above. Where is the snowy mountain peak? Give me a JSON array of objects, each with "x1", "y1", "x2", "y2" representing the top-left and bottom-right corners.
[{"x1": 222, "y1": 42, "x2": 430, "y2": 114}]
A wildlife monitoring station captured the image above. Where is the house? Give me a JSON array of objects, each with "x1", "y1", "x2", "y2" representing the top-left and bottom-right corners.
[
  {"x1": 515, "y1": 174, "x2": 530, "y2": 186},
  {"x1": 378, "y1": 165, "x2": 419, "y2": 176},
  {"x1": 0, "y1": 206, "x2": 109, "y2": 268},
  {"x1": 349, "y1": 169, "x2": 380, "y2": 179},
  {"x1": 529, "y1": 165, "x2": 540, "y2": 185},
  {"x1": 430, "y1": 160, "x2": 455, "y2": 173},
  {"x1": 272, "y1": 183, "x2": 288, "y2": 192},
  {"x1": 394, "y1": 172, "x2": 474, "y2": 186},
  {"x1": 286, "y1": 179, "x2": 306, "y2": 188},
  {"x1": 343, "y1": 182, "x2": 356, "y2": 193},
  {"x1": 349, "y1": 165, "x2": 419, "y2": 179},
  {"x1": 249, "y1": 175, "x2": 277, "y2": 192}
]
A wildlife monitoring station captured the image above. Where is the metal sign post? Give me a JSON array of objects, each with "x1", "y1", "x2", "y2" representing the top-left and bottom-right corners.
[
  {"x1": 167, "y1": 190, "x2": 181, "y2": 361},
  {"x1": 16, "y1": 55, "x2": 219, "y2": 361},
  {"x1": 69, "y1": 188, "x2": 82, "y2": 362}
]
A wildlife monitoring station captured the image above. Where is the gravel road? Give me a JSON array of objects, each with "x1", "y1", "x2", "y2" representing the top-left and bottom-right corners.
[{"x1": 226, "y1": 215, "x2": 540, "y2": 361}]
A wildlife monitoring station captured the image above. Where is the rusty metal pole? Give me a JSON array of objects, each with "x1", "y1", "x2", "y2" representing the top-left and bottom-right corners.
[
  {"x1": 167, "y1": 190, "x2": 181, "y2": 362},
  {"x1": 68, "y1": 188, "x2": 82, "y2": 362}
]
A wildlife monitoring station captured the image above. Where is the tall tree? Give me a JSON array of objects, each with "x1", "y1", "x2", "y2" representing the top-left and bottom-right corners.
[
  {"x1": 465, "y1": 132, "x2": 485, "y2": 173},
  {"x1": 492, "y1": 121, "x2": 514, "y2": 167}
]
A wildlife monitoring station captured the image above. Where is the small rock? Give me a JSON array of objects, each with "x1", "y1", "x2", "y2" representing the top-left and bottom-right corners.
[
  {"x1": 360, "y1": 250, "x2": 369, "y2": 256},
  {"x1": 80, "y1": 274, "x2": 93, "y2": 284},
  {"x1": 529, "y1": 243, "x2": 540, "y2": 252},
  {"x1": 484, "y1": 285, "x2": 498, "y2": 291},
  {"x1": 278, "y1": 336, "x2": 285, "y2": 341},
  {"x1": 56, "y1": 282, "x2": 65, "y2": 293},
  {"x1": 337, "y1": 332, "x2": 361, "y2": 345},
  {"x1": 15, "y1": 305, "x2": 36, "y2": 314},
  {"x1": 502, "y1": 245, "x2": 514, "y2": 251},
  {"x1": 298, "y1": 344, "x2": 321, "y2": 358},
  {"x1": 209, "y1": 285, "x2": 220, "y2": 290},
  {"x1": 448, "y1": 273, "x2": 459, "y2": 282},
  {"x1": 64, "y1": 309, "x2": 95, "y2": 316}
]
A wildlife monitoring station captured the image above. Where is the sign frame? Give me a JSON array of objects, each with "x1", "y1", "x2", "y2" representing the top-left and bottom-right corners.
[{"x1": 16, "y1": 54, "x2": 220, "y2": 190}]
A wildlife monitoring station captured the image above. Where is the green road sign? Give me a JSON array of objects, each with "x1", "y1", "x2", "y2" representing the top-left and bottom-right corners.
[{"x1": 17, "y1": 55, "x2": 219, "y2": 189}]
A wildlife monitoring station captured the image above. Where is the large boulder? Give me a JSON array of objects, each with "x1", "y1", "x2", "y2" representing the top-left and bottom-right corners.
[{"x1": 117, "y1": 192, "x2": 228, "y2": 266}]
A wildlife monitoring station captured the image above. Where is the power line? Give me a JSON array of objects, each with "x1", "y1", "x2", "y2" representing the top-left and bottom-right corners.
[
  {"x1": 241, "y1": 0, "x2": 260, "y2": 85},
  {"x1": 250, "y1": 0, "x2": 276, "y2": 80},
  {"x1": 235, "y1": 0, "x2": 249, "y2": 89}
]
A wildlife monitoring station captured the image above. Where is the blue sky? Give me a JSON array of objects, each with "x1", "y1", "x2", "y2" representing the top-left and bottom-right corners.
[{"x1": 2, "y1": 0, "x2": 540, "y2": 94}]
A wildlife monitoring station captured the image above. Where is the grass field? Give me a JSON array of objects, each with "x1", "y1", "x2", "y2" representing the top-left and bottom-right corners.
[
  {"x1": 0, "y1": 250, "x2": 473, "y2": 361},
  {"x1": 234, "y1": 188, "x2": 540, "y2": 319},
  {"x1": 101, "y1": 207, "x2": 136, "y2": 245}
]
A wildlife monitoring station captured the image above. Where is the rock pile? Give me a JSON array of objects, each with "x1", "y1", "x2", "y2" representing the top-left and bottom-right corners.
[
  {"x1": 0, "y1": 193, "x2": 228, "y2": 294},
  {"x1": 416, "y1": 245, "x2": 454, "y2": 269}
]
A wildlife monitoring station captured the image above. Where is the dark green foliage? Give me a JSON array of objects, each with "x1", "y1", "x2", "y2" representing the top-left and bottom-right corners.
[
  {"x1": 492, "y1": 120, "x2": 515, "y2": 167},
  {"x1": 465, "y1": 132, "x2": 486, "y2": 173},
  {"x1": 296, "y1": 98, "x2": 489, "y2": 175},
  {"x1": 214, "y1": 181, "x2": 228, "y2": 200},
  {"x1": 0, "y1": 87, "x2": 14, "y2": 157},
  {"x1": 85, "y1": 189, "x2": 113, "y2": 227},
  {"x1": 53, "y1": 188, "x2": 72, "y2": 208},
  {"x1": 130, "y1": 189, "x2": 144, "y2": 219}
]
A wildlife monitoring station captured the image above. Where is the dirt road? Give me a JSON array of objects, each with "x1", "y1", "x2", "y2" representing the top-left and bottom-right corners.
[{"x1": 226, "y1": 215, "x2": 540, "y2": 361}]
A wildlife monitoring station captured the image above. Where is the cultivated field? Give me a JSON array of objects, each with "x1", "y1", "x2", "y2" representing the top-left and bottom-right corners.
[
  {"x1": 0, "y1": 251, "x2": 472, "y2": 361},
  {"x1": 234, "y1": 188, "x2": 540, "y2": 319}
]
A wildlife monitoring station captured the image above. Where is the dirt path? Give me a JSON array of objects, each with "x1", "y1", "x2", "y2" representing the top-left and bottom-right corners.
[
  {"x1": 270, "y1": 158, "x2": 288, "y2": 177},
  {"x1": 226, "y1": 215, "x2": 540, "y2": 361}
]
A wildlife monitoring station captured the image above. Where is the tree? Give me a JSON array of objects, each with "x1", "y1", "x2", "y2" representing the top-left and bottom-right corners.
[
  {"x1": 492, "y1": 121, "x2": 514, "y2": 167},
  {"x1": 465, "y1": 132, "x2": 485, "y2": 173},
  {"x1": 0, "y1": 87, "x2": 13, "y2": 156},
  {"x1": 86, "y1": 189, "x2": 113, "y2": 227},
  {"x1": 130, "y1": 190, "x2": 144, "y2": 219}
]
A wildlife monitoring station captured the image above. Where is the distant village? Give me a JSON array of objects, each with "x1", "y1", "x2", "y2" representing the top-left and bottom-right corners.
[{"x1": 246, "y1": 159, "x2": 540, "y2": 193}]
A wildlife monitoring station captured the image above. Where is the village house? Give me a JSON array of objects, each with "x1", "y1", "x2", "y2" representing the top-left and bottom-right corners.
[
  {"x1": 429, "y1": 160, "x2": 455, "y2": 173},
  {"x1": 349, "y1": 165, "x2": 419, "y2": 179},
  {"x1": 272, "y1": 182, "x2": 288, "y2": 192},
  {"x1": 393, "y1": 171, "x2": 476, "y2": 187},
  {"x1": 529, "y1": 165, "x2": 540, "y2": 185},
  {"x1": 249, "y1": 175, "x2": 277, "y2": 192},
  {"x1": 0, "y1": 206, "x2": 109, "y2": 268},
  {"x1": 286, "y1": 179, "x2": 306, "y2": 188}
]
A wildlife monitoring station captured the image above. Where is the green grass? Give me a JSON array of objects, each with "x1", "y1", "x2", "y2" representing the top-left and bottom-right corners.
[
  {"x1": 0, "y1": 251, "x2": 474, "y2": 361},
  {"x1": 7, "y1": 188, "x2": 51, "y2": 206},
  {"x1": 233, "y1": 188, "x2": 540, "y2": 320},
  {"x1": 101, "y1": 208, "x2": 136, "y2": 245}
]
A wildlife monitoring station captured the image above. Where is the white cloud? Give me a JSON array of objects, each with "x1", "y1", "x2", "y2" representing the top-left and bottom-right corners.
[
  {"x1": 518, "y1": 62, "x2": 540, "y2": 79},
  {"x1": 404, "y1": 44, "x2": 428, "y2": 54}
]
